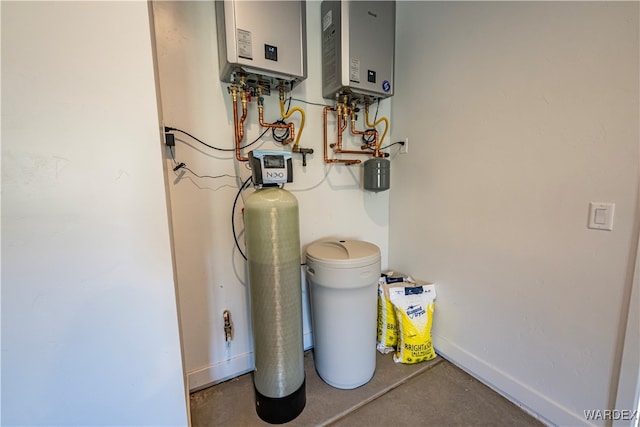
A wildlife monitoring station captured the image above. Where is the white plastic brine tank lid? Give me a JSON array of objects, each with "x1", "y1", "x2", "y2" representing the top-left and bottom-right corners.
[{"x1": 306, "y1": 239, "x2": 380, "y2": 269}]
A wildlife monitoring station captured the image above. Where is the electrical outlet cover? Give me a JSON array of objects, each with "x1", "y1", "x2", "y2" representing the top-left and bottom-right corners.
[
  {"x1": 588, "y1": 202, "x2": 615, "y2": 231},
  {"x1": 400, "y1": 137, "x2": 408, "y2": 154}
]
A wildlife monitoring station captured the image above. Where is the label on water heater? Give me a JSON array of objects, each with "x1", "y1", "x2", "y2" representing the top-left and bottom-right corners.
[
  {"x1": 350, "y1": 59, "x2": 360, "y2": 83},
  {"x1": 237, "y1": 29, "x2": 253, "y2": 60},
  {"x1": 322, "y1": 10, "x2": 332, "y2": 32}
]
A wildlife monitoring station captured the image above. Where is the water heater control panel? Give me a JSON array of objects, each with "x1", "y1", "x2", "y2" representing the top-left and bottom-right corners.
[{"x1": 249, "y1": 150, "x2": 293, "y2": 187}]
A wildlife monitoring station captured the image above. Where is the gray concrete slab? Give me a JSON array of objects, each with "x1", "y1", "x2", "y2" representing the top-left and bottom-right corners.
[
  {"x1": 190, "y1": 351, "x2": 442, "y2": 427},
  {"x1": 331, "y1": 360, "x2": 545, "y2": 427}
]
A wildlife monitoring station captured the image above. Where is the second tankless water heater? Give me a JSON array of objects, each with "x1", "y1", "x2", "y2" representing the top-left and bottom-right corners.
[
  {"x1": 321, "y1": 0, "x2": 396, "y2": 100},
  {"x1": 215, "y1": 0, "x2": 307, "y2": 88}
]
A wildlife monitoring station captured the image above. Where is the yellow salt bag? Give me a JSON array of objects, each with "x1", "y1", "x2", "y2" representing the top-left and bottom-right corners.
[
  {"x1": 376, "y1": 279, "x2": 396, "y2": 353},
  {"x1": 376, "y1": 273, "x2": 412, "y2": 354},
  {"x1": 389, "y1": 283, "x2": 436, "y2": 364}
]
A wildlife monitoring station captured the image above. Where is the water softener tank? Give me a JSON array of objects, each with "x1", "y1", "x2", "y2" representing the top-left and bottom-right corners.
[{"x1": 244, "y1": 187, "x2": 305, "y2": 424}]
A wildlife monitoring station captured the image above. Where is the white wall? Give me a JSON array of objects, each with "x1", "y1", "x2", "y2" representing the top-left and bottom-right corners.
[
  {"x1": 614, "y1": 243, "x2": 639, "y2": 427},
  {"x1": 1, "y1": 2, "x2": 188, "y2": 425},
  {"x1": 389, "y1": 2, "x2": 639, "y2": 426},
  {"x1": 151, "y1": 1, "x2": 390, "y2": 390}
]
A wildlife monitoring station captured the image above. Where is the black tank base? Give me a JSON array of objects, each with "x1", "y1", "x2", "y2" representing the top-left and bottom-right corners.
[{"x1": 255, "y1": 380, "x2": 306, "y2": 424}]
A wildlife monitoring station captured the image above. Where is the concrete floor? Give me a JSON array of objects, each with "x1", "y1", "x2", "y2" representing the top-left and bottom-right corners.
[{"x1": 190, "y1": 351, "x2": 545, "y2": 426}]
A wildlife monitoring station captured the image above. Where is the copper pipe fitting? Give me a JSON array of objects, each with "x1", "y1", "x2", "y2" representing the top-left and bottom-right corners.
[
  {"x1": 323, "y1": 106, "x2": 361, "y2": 166},
  {"x1": 349, "y1": 118, "x2": 378, "y2": 151},
  {"x1": 230, "y1": 86, "x2": 248, "y2": 162},
  {"x1": 335, "y1": 122, "x2": 376, "y2": 156},
  {"x1": 332, "y1": 114, "x2": 377, "y2": 156},
  {"x1": 334, "y1": 149, "x2": 374, "y2": 155},
  {"x1": 335, "y1": 110, "x2": 348, "y2": 150},
  {"x1": 256, "y1": 86, "x2": 294, "y2": 144},
  {"x1": 238, "y1": 89, "x2": 248, "y2": 141},
  {"x1": 258, "y1": 106, "x2": 295, "y2": 144},
  {"x1": 323, "y1": 106, "x2": 332, "y2": 163}
]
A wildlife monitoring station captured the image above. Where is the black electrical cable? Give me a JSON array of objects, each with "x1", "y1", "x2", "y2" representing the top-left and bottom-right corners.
[
  {"x1": 272, "y1": 119, "x2": 291, "y2": 143},
  {"x1": 379, "y1": 141, "x2": 404, "y2": 151},
  {"x1": 362, "y1": 129, "x2": 376, "y2": 145},
  {"x1": 270, "y1": 94, "x2": 295, "y2": 143},
  {"x1": 165, "y1": 126, "x2": 234, "y2": 152},
  {"x1": 290, "y1": 97, "x2": 331, "y2": 108},
  {"x1": 167, "y1": 130, "x2": 251, "y2": 260},
  {"x1": 169, "y1": 142, "x2": 237, "y2": 180},
  {"x1": 183, "y1": 167, "x2": 237, "y2": 180},
  {"x1": 287, "y1": 95, "x2": 293, "y2": 113},
  {"x1": 362, "y1": 100, "x2": 381, "y2": 145},
  {"x1": 165, "y1": 125, "x2": 270, "y2": 152},
  {"x1": 232, "y1": 176, "x2": 253, "y2": 261},
  {"x1": 373, "y1": 98, "x2": 381, "y2": 121}
]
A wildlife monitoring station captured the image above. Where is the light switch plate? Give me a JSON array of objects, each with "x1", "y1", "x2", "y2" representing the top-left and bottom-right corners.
[{"x1": 588, "y1": 202, "x2": 615, "y2": 231}]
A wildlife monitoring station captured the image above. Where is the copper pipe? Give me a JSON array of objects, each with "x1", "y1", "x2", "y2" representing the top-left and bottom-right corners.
[
  {"x1": 334, "y1": 159, "x2": 361, "y2": 165},
  {"x1": 334, "y1": 125, "x2": 376, "y2": 154},
  {"x1": 256, "y1": 87, "x2": 294, "y2": 144},
  {"x1": 335, "y1": 107, "x2": 348, "y2": 150},
  {"x1": 349, "y1": 117, "x2": 378, "y2": 152},
  {"x1": 349, "y1": 102, "x2": 377, "y2": 150},
  {"x1": 330, "y1": 110, "x2": 377, "y2": 156},
  {"x1": 350, "y1": 118, "x2": 377, "y2": 139},
  {"x1": 334, "y1": 149, "x2": 375, "y2": 155},
  {"x1": 323, "y1": 106, "x2": 332, "y2": 163},
  {"x1": 230, "y1": 87, "x2": 248, "y2": 162},
  {"x1": 334, "y1": 149, "x2": 387, "y2": 158},
  {"x1": 258, "y1": 106, "x2": 295, "y2": 144},
  {"x1": 238, "y1": 88, "x2": 248, "y2": 141},
  {"x1": 231, "y1": 86, "x2": 238, "y2": 137},
  {"x1": 323, "y1": 106, "x2": 360, "y2": 165}
]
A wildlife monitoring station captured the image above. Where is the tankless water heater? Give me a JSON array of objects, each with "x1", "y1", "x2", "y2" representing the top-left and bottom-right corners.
[
  {"x1": 321, "y1": 0, "x2": 395, "y2": 100},
  {"x1": 215, "y1": 0, "x2": 307, "y2": 89}
]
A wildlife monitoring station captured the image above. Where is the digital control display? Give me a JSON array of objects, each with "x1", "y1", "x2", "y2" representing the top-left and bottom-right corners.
[
  {"x1": 264, "y1": 154, "x2": 285, "y2": 169},
  {"x1": 249, "y1": 150, "x2": 293, "y2": 186},
  {"x1": 367, "y1": 70, "x2": 376, "y2": 83},
  {"x1": 264, "y1": 44, "x2": 278, "y2": 61}
]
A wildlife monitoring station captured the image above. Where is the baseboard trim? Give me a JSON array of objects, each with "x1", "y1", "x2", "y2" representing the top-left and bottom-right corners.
[
  {"x1": 187, "y1": 331, "x2": 314, "y2": 392},
  {"x1": 187, "y1": 352, "x2": 254, "y2": 392},
  {"x1": 433, "y1": 334, "x2": 592, "y2": 427}
]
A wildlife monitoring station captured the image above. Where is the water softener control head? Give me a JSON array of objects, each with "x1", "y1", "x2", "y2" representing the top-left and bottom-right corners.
[{"x1": 249, "y1": 150, "x2": 293, "y2": 187}]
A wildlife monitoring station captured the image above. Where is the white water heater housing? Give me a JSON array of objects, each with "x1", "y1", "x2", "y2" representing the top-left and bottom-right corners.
[
  {"x1": 216, "y1": 0, "x2": 307, "y2": 90},
  {"x1": 321, "y1": 0, "x2": 396, "y2": 100}
]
